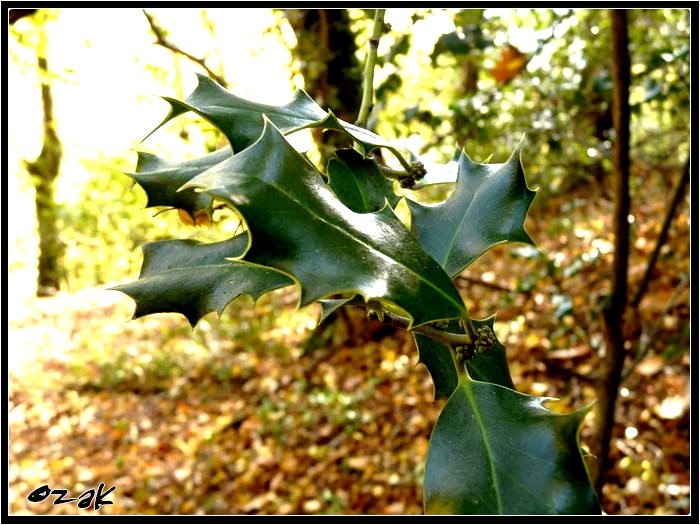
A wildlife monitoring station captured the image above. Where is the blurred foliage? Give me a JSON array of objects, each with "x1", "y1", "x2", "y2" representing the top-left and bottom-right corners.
[
  {"x1": 56, "y1": 152, "x2": 221, "y2": 288},
  {"x1": 372, "y1": 9, "x2": 689, "y2": 195}
]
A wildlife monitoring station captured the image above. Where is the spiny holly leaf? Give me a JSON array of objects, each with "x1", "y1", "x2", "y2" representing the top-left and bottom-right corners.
[
  {"x1": 183, "y1": 119, "x2": 467, "y2": 328},
  {"x1": 408, "y1": 148, "x2": 537, "y2": 277},
  {"x1": 112, "y1": 234, "x2": 292, "y2": 327},
  {"x1": 149, "y1": 74, "x2": 412, "y2": 167},
  {"x1": 414, "y1": 317, "x2": 513, "y2": 401},
  {"x1": 129, "y1": 147, "x2": 231, "y2": 218},
  {"x1": 303, "y1": 295, "x2": 357, "y2": 354},
  {"x1": 327, "y1": 149, "x2": 399, "y2": 213},
  {"x1": 424, "y1": 377, "x2": 600, "y2": 515},
  {"x1": 147, "y1": 74, "x2": 326, "y2": 153}
]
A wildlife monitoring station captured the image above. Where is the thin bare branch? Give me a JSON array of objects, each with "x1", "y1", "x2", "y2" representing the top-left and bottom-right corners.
[
  {"x1": 142, "y1": 10, "x2": 227, "y2": 87},
  {"x1": 622, "y1": 274, "x2": 689, "y2": 382},
  {"x1": 630, "y1": 159, "x2": 690, "y2": 308}
]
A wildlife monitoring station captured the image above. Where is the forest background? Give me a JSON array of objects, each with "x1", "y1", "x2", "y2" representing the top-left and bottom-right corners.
[{"x1": 7, "y1": 7, "x2": 690, "y2": 515}]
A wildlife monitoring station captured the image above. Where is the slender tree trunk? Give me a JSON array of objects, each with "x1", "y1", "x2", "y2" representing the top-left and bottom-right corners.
[
  {"x1": 283, "y1": 9, "x2": 362, "y2": 163},
  {"x1": 25, "y1": 36, "x2": 65, "y2": 297},
  {"x1": 630, "y1": 158, "x2": 690, "y2": 308},
  {"x1": 589, "y1": 9, "x2": 631, "y2": 494}
]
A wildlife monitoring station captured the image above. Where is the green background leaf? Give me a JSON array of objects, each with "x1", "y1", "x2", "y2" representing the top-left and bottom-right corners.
[
  {"x1": 424, "y1": 377, "x2": 600, "y2": 515},
  {"x1": 408, "y1": 148, "x2": 537, "y2": 277}
]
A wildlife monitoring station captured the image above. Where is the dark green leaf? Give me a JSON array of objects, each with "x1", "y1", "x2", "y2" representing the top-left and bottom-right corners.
[
  {"x1": 375, "y1": 72, "x2": 403, "y2": 101},
  {"x1": 129, "y1": 147, "x2": 231, "y2": 216},
  {"x1": 292, "y1": 109, "x2": 410, "y2": 163},
  {"x1": 148, "y1": 74, "x2": 327, "y2": 153},
  {"x1": 149, "y1": 74, "x2": 412, "y2": 169},
  {"x1": 431, "y1": 27, "x2": 490, "y2": 65},
  {"x1": 327, "y1": 149, "x2": 399, "y2": 213},
  {"x1": 642, "y1": 78, "x2": 664, "y2": 103},
  {"x1": 467, "y1": 317, "x2": 514, "y2": 390},
  {"x1": 112, "y1": 234, "x2": 293, "y2": 327},
  {"x1": 414, "y1": 329, "x2": 458, "y2": 401},
  {"x1": 318, "y1": 295, "x2": 356, "y2": 324},
  {"x1": 377, "y1": 33, "x2": 411, "y2": 67},
  {"x1": 431, "y1": 32, "x2": 473, "y2": 63},
  {"x1": 183, "y1": 119, "x2": 467, "y2": 328},
  {"x1": 424, "y1": 378, "x2": 600, "y2": 515},
  {"x1": 408, "y1": 147, "x2": 537, "y2": 277}
]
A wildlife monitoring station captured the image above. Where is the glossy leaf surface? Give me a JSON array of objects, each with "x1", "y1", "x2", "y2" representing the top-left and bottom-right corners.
[
  {"x1": 183, "y1": 120, "x2": 467, "y2": 328},
  {"x1": 467, "y1": 317, "x2": 514, "y2": 390},
  {"x1": 150, "y1": 74, "x2": 412, "y2": 167},
  {"x1": 413, "y1": 328, "x2": 458, "y2": 400},
  {"x1": 327, "y1": 149, "x2": 399, "y2": 213},
  {"x1": 129, "y1": 148, "x2": 231, "y2": 217},
  {"x1": 408, "y1": 149, "x2": 537, "y2": 277},
  {"x1": 113, "y1": 234, "x2": 292, "y2": 326},
  {"x1": 149, "y1": 74, "x2": 326, "y2": 153},
  {"x1": 424, "y1": 377, "x2": 600, "y2": 515}
]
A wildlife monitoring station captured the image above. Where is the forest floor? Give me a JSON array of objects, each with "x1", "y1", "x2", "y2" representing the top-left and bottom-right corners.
[{"x1": 8, "y1": 167, "x2": 690, "y2": 516}]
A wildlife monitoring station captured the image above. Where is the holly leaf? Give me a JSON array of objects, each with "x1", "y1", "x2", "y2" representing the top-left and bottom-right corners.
[
  {"x1": 327, "y1": 149, "x2": 399, "y2": 213},
  {"x1": 149, "y1": 74, "x2": 412, "y2": 168},
  {"x1": 414, "y1": 329, "x2": 458, "y2": 401},
  {"x1": 289, "y1": 109, "x2": 407, "y2": 162},
  {"x1": 112, "y1": 234, "x2": 293, "y2": 327},
  {"x1": 129, "y1": 147, "x2": 231, "y2": 217},
  {"x1": 318, "y1": 295, "x2": 357, "y2": 324},
  {"x1": 414, "y1": 317, "x2": 513, "y2": 401},
  {"x1": 147, "y1": 74, "x2": 327, "y2": 153},
  {"x1": 408, "y1": 147, "x2": 537, "y2": 277},
  {"x1": 183, "y1": 119, "x2": 467, "y2": 328},
  {"x1": 424, "y1": 377, "x2": 600, "y2": 515}
]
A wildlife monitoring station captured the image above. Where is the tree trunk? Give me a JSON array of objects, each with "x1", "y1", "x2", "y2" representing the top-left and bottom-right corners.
[
  {"x1": 589, "y1": 9, "x2": 631, "y2": 495},
  {"x1": 24, "y1": 35, "x2": 65, "y2": 296},
  {"x1": 283, "y1": 9, "x2": 362, "y2": 163}
]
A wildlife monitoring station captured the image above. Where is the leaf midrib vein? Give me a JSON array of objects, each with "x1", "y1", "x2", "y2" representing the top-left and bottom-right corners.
[
  {"x1": 440, "y1": 176, "x2": 485, "y2": 270},
  {"x1": 235, "y1": 171, "x2": 464, "y2": 320},
  {"x1": 464, "y1": 381, "x2": 504, "y2": 514},
  {"x1": 204, "y1": 103, "x2": 322, "y2": 126}
]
